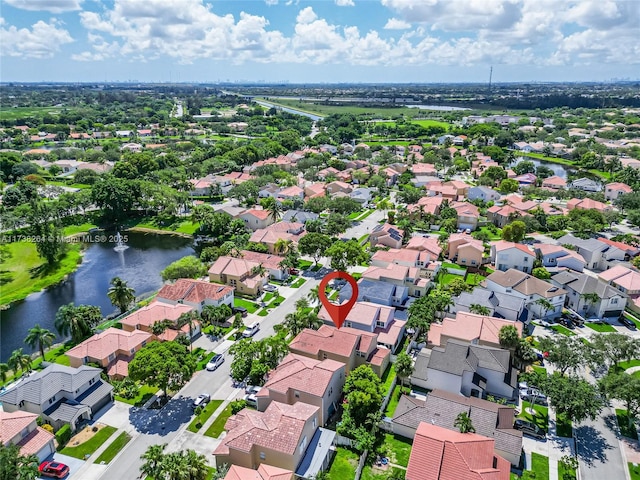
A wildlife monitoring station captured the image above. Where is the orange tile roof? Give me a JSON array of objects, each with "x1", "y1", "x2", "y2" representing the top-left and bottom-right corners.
[
  {"x1": 433, "y1": 312, "x2": 523, "y2": 346},
  {"x1": 289, "y1": 325, "x2": 358, "y2": 358},
  {"x1": 240, "y1": 250, "x2": 287, "y2": 270},
  {"x1": 224, "y1": 465, "x2": 293, "y2": 480},
  {"x1": 0, "y1": 411, "x2": 38, "y2": 443},
  {"x1": 120, "y1": 301, "x2": 194, "y2": 329},
  {"x1": 262, "y1": 353, "x2": 344, "y2": 397},
  {"x1": 406, "y1": 422, "x2": 510, "y2": 480},
  {"x1": 245, "y1": 209, "x2": 271, "y2": 220},
  {"x1": 66, "y1": 328, "x2": 152, "y2": 363},
  {"x1": 491, "y1": 240, "x2": 535, "y2": 256},
  {"x1": 157, "y1": 279, "x2": 234, "y2": 303}
]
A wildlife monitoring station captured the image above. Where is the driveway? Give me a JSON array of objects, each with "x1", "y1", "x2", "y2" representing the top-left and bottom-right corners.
[
  {"x1": 575, "y1": 407, "x2": 627, "y2": 480},
  {"x1": 42, "y1": 452, "x2": 85, "y2": 479}
]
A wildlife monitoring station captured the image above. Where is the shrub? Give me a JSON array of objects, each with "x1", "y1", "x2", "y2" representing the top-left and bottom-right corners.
[
  {"x1": 230, "y1": 400, "x2": 248, "y2": 414},
  {"x1": 92, "y1": 426, "x2": 99, "y2": 432},
  {"x1": 55, "y1": 424, "x2": 72, "y2": 447},
  {"x1": 194, "y1": 406, "x2": 203, "y2": 416},
  {"x1": 42, "y1": 424, "x2": 54, "y2": 433}
]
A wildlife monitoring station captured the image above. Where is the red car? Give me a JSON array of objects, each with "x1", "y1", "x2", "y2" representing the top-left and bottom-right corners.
[{"x1": 39, "y1": 461, "x2": 70, "y2": 478}]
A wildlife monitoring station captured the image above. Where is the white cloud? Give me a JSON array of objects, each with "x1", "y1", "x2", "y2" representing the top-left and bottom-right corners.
[
  {"x1": 335, "y1": 0, "x2": 355, "y2": 6},
  {"x1": 384, "y1": 17, "x2": 411, "y2": 29},
  {"x1": 0, "y1": 17, "x2": 73, "y2": 58},
  {"x1": 296, "y1": 6, "x2": 318, "y2": 24},
  {"x1": 4, "y1": 0, "x2": 83, "y2": 13},
  {"x1": 265, "y1": 0, "x2": 278, "y2": 4}
]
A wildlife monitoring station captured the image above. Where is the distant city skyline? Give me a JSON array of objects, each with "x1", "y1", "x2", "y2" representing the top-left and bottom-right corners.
[{"x1": 1, "y1": 0, "x2": 639, "y2": 84}]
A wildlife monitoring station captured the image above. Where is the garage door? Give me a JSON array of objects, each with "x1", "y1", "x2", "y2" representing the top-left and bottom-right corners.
[{"x1": 37, "y1": 440, "x2": 54, "y2": 462}]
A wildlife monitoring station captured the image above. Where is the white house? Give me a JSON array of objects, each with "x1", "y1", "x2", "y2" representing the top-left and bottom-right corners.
[
  {"x1": 467, "y1": 186, "x2": 501, "y2": 202},
  {"x1": 534, "y1": 244, "x2": 586, "y2": 273},
  {"x1": 491, "y1": 241, "x2": 536, "y2": 274}
]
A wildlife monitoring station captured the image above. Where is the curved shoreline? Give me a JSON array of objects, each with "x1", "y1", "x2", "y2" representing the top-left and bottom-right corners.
[{"x1": 125, "y1": 226, "x2": 193, "y2": 238}]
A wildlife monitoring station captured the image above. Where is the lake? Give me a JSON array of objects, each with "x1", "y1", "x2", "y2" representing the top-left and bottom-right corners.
[
  {"x1": 512, "y1": 156, "x2": 575, "y2": 179},
  {"x1": 0, "y1": 231, "x2": 194, "y2": 362}
]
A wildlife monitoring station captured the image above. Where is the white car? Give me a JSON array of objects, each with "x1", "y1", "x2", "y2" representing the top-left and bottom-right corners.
[
  {"x1": 244, "y1": 387, "x2": 262, "y2": 407},
  {"x1": 242, "y1": 322, "x2": 260, "y2": 338},
  {"x1": 206, "y1": 354, "x2": 224, "y2": 371}
]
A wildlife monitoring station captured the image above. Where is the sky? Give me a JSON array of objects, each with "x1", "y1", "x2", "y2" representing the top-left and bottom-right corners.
[{"x1": 1, "y1": 0, "x2": 639, "y2": 84}]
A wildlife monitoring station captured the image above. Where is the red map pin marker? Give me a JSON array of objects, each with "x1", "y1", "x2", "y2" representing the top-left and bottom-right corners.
[{"x1": 318, "y1": 271, "x2": 359, "y2": 329}]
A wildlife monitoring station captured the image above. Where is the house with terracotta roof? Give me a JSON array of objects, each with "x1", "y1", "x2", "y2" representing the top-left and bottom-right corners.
[
  {"x1": 490, "y1": 241, "x2": 535, "y2": 273},
  {"x1": 240, "y1": 209, "x2": 276, "y2": 231},
  {"x1": 447, "y1": 233, "x2": 484, "y2": 268},
  {"x1": 361, "y1": 263, "x2": 431, "y2": 299},
  {"x1": 599, "y1": 265, "x2": 640, "y2": 312},
  {"x1": 405, "y1": 236, "x2": 442, "y2": 259},
  {"x1": 411, "y1": 163, "x2": 436, "y2": 176},
  {"x1": 276, "y1": 186, "x2": 304, "y2": 202},
  {"x1": 405, "y1": 422, "x2": 510, "y2": 480},
  {"x1": 541, "y1": 175, "x2": 567, "y2": 190},
  {"x1": 412, "y1": 340, "x2": 518, "y2": 400},
  {"x1": 157, "y1": 279, "x2": 234, "y2": 312},
  {"x1": 325, "y1": 181, "x2": 352, "y2": 195},
  {"x1": 289, "y1": 325, "x2": 390, "y2": 377},
  {"x1": 567, "y1": 197, "x2": 612, "y2": 213},
  {"x1": 392, "y1": 390, "x2": 522, "y2": 466},
  {"x1": 487, "y1": 204, "x2": 530, "y2": 228},
  {"x1": 598, "y1": 237, "x2": 640, "y2": 259},
  {"x1": 605, "y1": 182, "x2": 633, "y2": 201},
  {"x1": 209, "y1": 256, "x2": 269, "y2": 298},
  {"x1": 428, "y1": 183, "x2": 458, "y2": 201},
  {"x1": 120, "y1": 301, "x2": 201, "y2": 340},
  {"x1": 427, "y1": 312, "x2": 523, "y2": 350},
  {"x1": 0, "y1": 365, "x2": 113, "y2": 432},
  {"x1": 0, "y1": 411, "x2": 56, "y2": 461},
  {"x1": 223, "y1": 464, "x2": 293, "y2": 480},
  {"x1": 249, "y1": 222, "x2": 305, "y2": 254},
  {"x1": 66, "y1": 328, "x2": 154, "y2": 379},
  {"x1": 303, "y1": 183, "x2": 326, "y2": 199},
  {"x1": 369, "y1": 223, "x2": 404, "y2": 249},
  {"x1": 407, "y1": 195, "x2": 443, "y2": 217},
  {"x1": 213, "y1": 401, "x2": 328, "y2": 475},
  {"x1": 450, "y1": 201, "x2": 479, "y2": 231},
  {"x1": 485, "y1": 269, "x2": 566, "y2": 320},
  {"x1": 534, "y1": 244, "x2": 586, "y2": 272},
  {"x1": 319, "y1": 301, "x2": 406, "y2": 352},
  {"x1": 256, "y1": 354, "x2": 345, "y2": 426},
  {"x1": 551, "y1": 270, "x2": 627, "y2": 320},
  {"x1": 371, "y1": 247, "x2": 438, "y2": 272}
]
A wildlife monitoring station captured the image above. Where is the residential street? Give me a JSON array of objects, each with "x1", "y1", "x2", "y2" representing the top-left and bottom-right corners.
[
  {"x1": 575, "y1": 406, "x2": 628, "y2": 480},
  {"x1": 83, "y1": 269, "x2": 321, "y2": 480}
]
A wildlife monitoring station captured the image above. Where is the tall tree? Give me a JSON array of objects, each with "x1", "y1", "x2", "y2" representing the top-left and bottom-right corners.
[
  {"x1": 8, "y1": 348, "x2": 31, "y2": 375},
  {"x1": 501, "y1": 220, "x2": 527, "y2": 243},
  {"x1": 325, "y1": 239, "x2": 368, "y2": 272},
  {"x1": 261, "y1": 196, "x2": 281, "y2": 223},
  {"x1": 0, "y1": 363, "x2": 9, "y2": 383},
  {"x1": 454, "y1": 412, "x2": 476, "y2": 433},
  {"x1": 538, "y1": 335, "x2": 585, "y2": 376},
  {"x1": 0, "y1": 443, "x2": 40, "y2": 480},
  {"x1": 129, "y1": 341, "x2": 196, "y2": 400},
  {"x1": 54, "y1": 303, "x2": 102, "y2": 343},
  {"x1": 599, "y1": 372, "x2": 640, "y2": 428},
  {"x1": 140, "y1": 444, "x2": 167, "y2": 480},
  {"x1": 535, "y1": 298, "x2": 554, "y2": 319},
  {"x1": 589, "y1": 333, "x2": 640, "y2": 371},
  {"x1": 107, "y1": 277, "x2": 136, "y2": 314},
  {"x1": 24, "y1": 325, "x2": 56, "y2": 361},
  {"x1": 177, "y1": 311, "x2": 200, "y2": 352},
  {"x1": 395, "y1": 352, "x2": 414, "y2": 391},
  {"x1": 498, "y1": 325, "x2": 520, "y2": 349},
  {"x1": 298, "y1": 232, "x2": 333, "y2": 266},
  {"x1": 543, "y1": 372, "x2": 604, "y2": 424}
]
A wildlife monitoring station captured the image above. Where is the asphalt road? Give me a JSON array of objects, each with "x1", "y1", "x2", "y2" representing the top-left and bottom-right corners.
[
  {"x1": 96, "y1": 270, "x2": 319, "y2": 480},
  {"x1": 575, "y1": 406, "x2": 627, "y2": 480}
]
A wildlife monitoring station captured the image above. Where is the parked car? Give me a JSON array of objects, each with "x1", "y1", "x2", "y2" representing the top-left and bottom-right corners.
[
  {"x1": 232, "y1": 306, "x2": 248, "y2": 317},
  {"x1": 514, "y1": 419, "x2": 546, "y2": 440},
  {"x1": 520, "y1": 389, "x2": 548, "y2": 405},
  {"x1": 263, "y1": 284, "x2": 278, "y2": 293},
  {"x1": 288, "y1": 268, "x2": 300, "y2": 275},
  {"x1": 206, "y1": 354, "x2": 224, "y2": 371},
  {"x1": 619, "y1": 315, "x2": 637, "y2": 330},
  {"x1": 242, "y1": 322, "x2": 260, "y2": 338},
  {"x1": 245, "y1": 385, "x2": 261, "y2": 395},
  {"x1": 192, "y1": 393, "x2": 210, "y2": 408},
  {"x1": 244, "y1": 387, "x2": 262, "y2": 407},
  {"x1": 39, "y1": 461, "x2": 70, "y2": 478},
  {"x1": 558, "y1": 317, "x2": 575, "y2": 329}
]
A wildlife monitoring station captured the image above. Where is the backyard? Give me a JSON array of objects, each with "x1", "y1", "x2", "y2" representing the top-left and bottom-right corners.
[
  {"x1": 380, "y1": 433, "x2": 412, "y2": 467},
  {"x1": 327, "y1": 447, "x2": 359, "y2": 480}
]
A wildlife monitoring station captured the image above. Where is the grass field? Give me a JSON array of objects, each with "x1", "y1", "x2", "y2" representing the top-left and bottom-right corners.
[
  {"x1": 327, "y1": 447, "x2": 359, "y2": 480},
  {"x1": 114, "y1": 384, "x2": 158, "y2": 407},
  {"x1": 586, "y1": 322, "x2": 617, "y2": 333},
  {"x1": 382, "y1": 433, "x2": 412, "y2": 467},
  {"x1": 204, "y1": 404, "x2": 233, "y2": 438},
  {"x1": 128, "y1": 218, "x2": 199, "y2": 235},
  {"x1": 290, "y1": 277, "x2": 306, "y2": 288},
  {"x1": 630, "y1": 463, "x2": 640, "y2": 480},
  {"x1": 61, "y1": 425, "x2": 117, "y2": 459},
  {"x1": 550, "y1": 325, "x2": 576, "y2": 336},
  {"x1": 234, "y1": 297, "x2": 259, "y2": 313},
  {"x1": 0, "y1": 106, "x2": 62, "y2": 121},
  {"x1": 384, "y1": 385, "x2": 405, "y2": 418},
  {"x1": 617, "y1": 359, "x2": 640, "y2": 371},
  {"x1": 187, "y1": 400, "x2": 223, "y2": 433},
  {"x1": 518, "y1": 401, "x2": 549, "y2": 433},
  {"x1": 381, "y1": 364, "x2": 396, "y2": 395},
  {"x1": 530, "y1": 453, "x2": 550, "y2": 480},
  {"x1": 0, "y1": 241, "x2": 82, "y2": 306},
  {"x1": 94, "y1": 431, "x2": 131, "y2": 464},
  {"x1": 62, "y1": 223, "x2": 99, "y2": 236}
]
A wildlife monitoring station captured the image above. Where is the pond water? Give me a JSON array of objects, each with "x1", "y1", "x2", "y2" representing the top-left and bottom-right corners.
[
  {"x1": 0, "y1": 231, "x2": 194, "y2": 362},
  {"x1": 512, "y1": 156, "x2": 575, "y2": 179}
]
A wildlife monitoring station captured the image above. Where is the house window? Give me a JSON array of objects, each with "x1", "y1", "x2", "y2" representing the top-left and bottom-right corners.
[
  {"x1": 21, "y1": 427, "x2": 29, "y2": 439},
  {"x1": 142, "y1": 341, "x2": 147, "y2": 347},
  {"x1": 344, "y1": 321, "x2": 352, "y2": 328},
  {"x1": 322, "y1": 353, "x2": 328, "y2": 360},
  {"x1": 415, "y1": 291, "x2": 421, "y2": 297},
  {"x1": 471, "y1": 260, "x2": 476, "y2": 265},
  {"x1": 329, "y1": 387, "x2": 333, "y2": 396},
  {"x1": 294, "y1": 391, "x2": 300, "y2": 398},
  {"x1": 260, "y1": 452, "x2": 266, "y2": 460},
  {"x1": 299, "y1": 436, "x2": 308, "y2": 455},
  {"x1": 108, "y1": 353, "x2": 115, "y2": 362},
  {"x1": 313, "y1": 417, "x2": 317, "y2": 428},
  {"x1": 611, "y1": 298, "x2": 618, "y2": 304},
  {"x1": 376, "y1": 321, "x2": 385, "y2": 328},
  {"x1": 524, "y1": 257, "x2": 529, "y2": 262}
]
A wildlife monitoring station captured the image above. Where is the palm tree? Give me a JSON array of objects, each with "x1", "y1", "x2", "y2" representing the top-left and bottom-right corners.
[
  {"x1": 284, "y1": 310, "x2": 307, "y2": 337},
  {"x1": 177, "y1": 311, "x2": 199, "y2": 352},
  {"x1": 107, "y1": 277, "x2": 136, "y2": 314},
  {"x1": 469, "y1": 304, "x2": 491, "y2": 316},
  {"x1": 580, "y1": 293, "x2": 601, "y2": 317},
  {"x1": 535, "y1": 298, "x2": 554, "y2": 319},
  {"x1": 307, "y1": 286, "x2": 320, "y2": 305},
  {"x1": 0, "y1": 363, "x2": 10, "y2": 383},
  {"x1": 498, "y1": 325, "x2": 520, "y2": 349},
  {"x1": 54, "y1": 303, "x2": 97, "y2": 343},
  {"x1": 395, "y1": 352, "x2": 414, "y2": 391},
  {"x1": 151, "y1": 319, "x2": 174, "y2": 337},
  {"x1": 295, "y1": 298, "x2": 310, "y2": 311},
  {"x1": 274, "y1": 238, "x2": 293, "y2": 256},
  {"x1": 251, "y1": 263, "x2": 267, "y2": 278},
  {"x1": 24, "y1": 325, "x2": 56, "y2": 362},
  {"x1": 8, "y1": 348, "x2": 31, "y2": 375},
  {"x1": 140, "y1": 444, "x2": 167, "y2": 479},
  {"x1": 304, "y1": 311, "x2": 324, "y2": 331},
  {"x1": 454, "y1": 411, "x2": 476, "y2": 433},
  {"x1": 262, "y1": 197, "x2": 281, "y2": 223},
  {"x1": 183, "y1": 449, "x2": 208, "y2": 480}
]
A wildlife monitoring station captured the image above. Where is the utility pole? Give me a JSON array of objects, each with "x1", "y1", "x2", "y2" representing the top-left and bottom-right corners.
[{"x1": 488, "y1": 66, "x2": 493, "y2": 93}]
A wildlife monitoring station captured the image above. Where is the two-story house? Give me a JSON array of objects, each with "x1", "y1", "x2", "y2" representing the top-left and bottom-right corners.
[
  {"x1": 491, "y1": 241, "x2": 536, "y2": 273},
  {"x1": 467, "y1": 186, "x2": 501, "y2": 202},
  {"x1": 534, "y1": 244, "x2": 586, "y2": 272},
  {"x1": 450, "y1": 287, "x2": 527, "y2": 322},
  {"x1": 604, "y1": 182, "x2": 632, "y2": 201},
  {"x1": 0, "y1": 411, "x2": 56, "y2": 461},
  {"x1": 551, "y1": 270, "x2": 627, "y2": 321},
  {"x1": 240, "y1": 209, "x2": 276, "y2": 231},
  {"x1": 427, "y1": 312, "x2": 523, "y2": 350},
  {"x1": 370, "y1": 248, "x2": 437, "y2": 271},
  {"x1": 0, "y1": 365, "x2": 113, "y2": 432},
  {"x1": 66, "y1": 328, "x2": 154, "y2": 379},
  {"x1": 369, "y1": 223, "x2": 404, "y2": 249},
  {"x1": 256, "y1": 354, "x2": 344, "y2": 426},
  {"x1": 156, "y1": 279, "x2": 234, "y2": 312},
  {"x1": 557, "y1": 234, "x2": 625, "y2": 271},
  {"x1": 318, "y1": 301, "x2": 406, "y2": 352},
  {"x1": 485, "y1": 269, "x2": 567, "y2": 320},
  {"x1": 289, "y1": 325, "x2": 390, "y2": 377},
  {"x1": 249, "y1": 222, "x2": 305, "y2": 254},
  {"x1": 447, "y1": 233, "x2": 484, "y2": 268},
  {"x1": 450, "y1": 201, "x2": 479, "y2": 231},
  {"x1": 120, "y1": 301, "x2": 200, "y2": 341},
  {"x1": 599, "y1": 265, "x2": 640, "y2": 313}
]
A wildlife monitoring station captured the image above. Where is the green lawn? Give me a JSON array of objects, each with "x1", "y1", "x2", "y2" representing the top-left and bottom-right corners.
[
  {"x1": 115, "y1": 384, "x2": 158, "y2": 407},
  {"x1": 438, "y1": 273, "x2": 462, "y2": 286},
  {"x1": 257, "y1": 309, "x2": 269, "y2": 316},
  {"x1": 204, "y1": 405, "x2": 233, "y2": 438},
  {"x1": 348, "y1": 210, "x2": 365, "y2": 220},
  {"x1": 518, "y1": 401, "x2": 549, "y2": 433},
  {"x1": 327, "y1": 447, "x2": 359, "y2": 480},
  {"x1": 62, "y1": 222, "x2": 99, "y2": 236},
  {"x1": 0, "y1": 106, "x2": 62, "y2": 120},
  {"x1": 61, "y1": 425, "x2": 117, "y2": 459},
  {"x1": 550, "y1": 325, "x2": 576, "y2": 337},
  {"x1": 298, "y1": 259, "x2": 313, "y2": 269},
  {"x1": 94, "y1": 431, "x2": 131, "y2": 464},
  {"x1": 382, "y1": 433, "x2": 412, "y2": 467},
  {"x1": 465, "y1": 272, "x2": 483, "y2": 287},
  {"x1": 586, "y1": 322, "x2": 617, "y2": 333},
  {"x1": 290, "y1": 277, "x2": 306, "y2": 288},
  {"x1": 361, "y1": 465, "x2": 406, "y2": 480},
  {"x1": 381, "y1": 364, "x2": 396, "y2": 395},
  {"x1": 195, "y1": 350, "x2": 216, "y2": 371},
  {"x1": 623, "y1": 312, "x2": 640, "y2": 329},
  {"x1": 530, "y1": 452, "x2": 550, "y2": 480},
  {"x1": 558, "y1": 460, "x2": 576, "y2": 480},
  {"x1": 630, "y1": 463, "x2": 640, "y2": 480},
  {"x1": 617, "y1": 359, "x2": 640, "y2": 371},
  {"x1": 128, "y1": 218, "x2": 199, "y2": 235},
  {"x1": 234, "y1": 297, "x2": 259, "y2": 313},
  {"x1": 478, "y1": 226, "x2": 503, "y2": 240},
  {"x1": 616, "y1": 409, "x2": 638, "y2": 440},
  {"x1": 556, "y1": 413, "x2": 573, "y2": 438},
  {"x1": 188, "y1": 400, "x2": 223, "y2": 433},
  {"x1": 0, "y1": 241, "x2": 82, "y2": 306},
  {"x1": 384, "y1": 385, "x2": 405, "y2": 417}
]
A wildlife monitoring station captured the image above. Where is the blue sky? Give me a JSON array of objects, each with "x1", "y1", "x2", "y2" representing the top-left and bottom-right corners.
[{"x1": 1, "y1": 0, "x2": 639, "y2": 83}]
